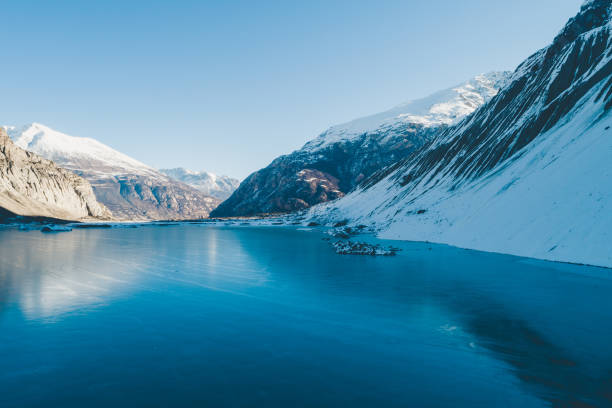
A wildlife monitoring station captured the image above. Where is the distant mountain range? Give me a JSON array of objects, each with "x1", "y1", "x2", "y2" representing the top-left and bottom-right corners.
[
  {"x1": 0, "y1": 127, "x2": 110, "y2": 221},
  {"x1": 307, "y1": 0, "x2": 612, "y2": 268},
  {"x1": 3, "y1": 123, "x2": 221, "y2": 220},
  {"x1": 211, "y1": 72, "x2": 510, "y2": 217},
  {"x1": 159, "y1": 168, "x2": 239, "y2": 200}
]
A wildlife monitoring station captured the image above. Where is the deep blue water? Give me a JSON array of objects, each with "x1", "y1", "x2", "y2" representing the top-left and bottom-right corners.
[{"x1": 1, "y1": 225, "x2": 611, "y2": 407}]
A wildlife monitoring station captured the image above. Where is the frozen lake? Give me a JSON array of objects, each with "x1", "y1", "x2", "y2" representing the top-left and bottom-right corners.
[{"x1": 0, "y1": 224, "x2": 611, "y2": 407}]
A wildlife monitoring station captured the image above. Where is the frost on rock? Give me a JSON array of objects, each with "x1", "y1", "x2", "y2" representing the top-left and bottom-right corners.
[
  {"x1": 325, "y1": 225, "x2": 367, "y2": 238},
  {"x1": 331, "y1": 240, "x2": 400, "y2": 256}
]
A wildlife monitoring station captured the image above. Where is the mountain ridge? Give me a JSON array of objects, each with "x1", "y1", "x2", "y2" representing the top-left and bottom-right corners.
[
  {"x1": 0, "y1": 127, "x2": 111, "y2": 221},
  {"x1": 159, "y1": 168, "x2": 239, "y2": 200},
  {"x1": 211, "y1": 71, "x2": 510, "y2": 217},
  {"x1": 306, "y1": 1, "x2": 612, "y2": 268},
  {"x1": 4, "y1": 123, "x2": 220, "y2": 220}
]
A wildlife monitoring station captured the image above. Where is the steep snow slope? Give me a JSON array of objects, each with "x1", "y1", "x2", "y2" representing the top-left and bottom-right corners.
[
  {"x1": 160, "y1": 168, "x2": 239, "y2": 200},
  {"x1": 212, "y1": 72, "x2": 510, "y2": 217},
  {"x1": 0, "y1": 128, "x2": 111, "y2": 221},
  {"x1": 309, "y1": 0, "x2": 612, "y2": 268},
  {"x1": 4, "y1": 124, "x2": 219, "y2": 220}
]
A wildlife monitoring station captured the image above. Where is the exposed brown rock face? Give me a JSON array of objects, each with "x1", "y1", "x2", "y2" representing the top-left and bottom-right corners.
[
  {"x1": 211, "y1": 124, "x2": 437, "y2": 217},
  {"x1": 0, "y1": 128, "x2": 111, "y2": 221}
]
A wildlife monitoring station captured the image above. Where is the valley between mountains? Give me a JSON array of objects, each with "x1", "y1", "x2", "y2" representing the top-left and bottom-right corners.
[
  {"x1": 2, "y1": 0, "x2": 611, "y2": 268},
  {"x1": 2, "y1": 123, "x2": 239, "y2": 221}
]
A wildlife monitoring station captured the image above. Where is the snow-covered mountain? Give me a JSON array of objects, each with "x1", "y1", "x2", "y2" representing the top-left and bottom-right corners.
[
  {"x1": 159, "y1": 168, "x2": 239, "y2": 200},
  {"x1": 303, "y1": 72, "x2": 510, "y2": 152},
  {"x1": 0, "y1": 127, "x2": 111, "y2": 221},
  {"x1": 211, "y1": 72, "x2": 510, "y2": 217},
  {"x1": 308, "y1": 0, "x2": 612, "y2": 268},
  {"x1": 3, "y1": 123, "x2": 220, "y2": 220},
  {"x1": 5, "y1": 123, "x2": 159, "y2": 178}
]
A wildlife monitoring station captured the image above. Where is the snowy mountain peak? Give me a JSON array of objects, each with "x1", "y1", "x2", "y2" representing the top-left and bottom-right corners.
[
  {"x1": 213, "y1": 71, "x2": 510, "y2": 217},
  {"x1": 3, "y1": 123, "x2": 158, "y2": 177},
  {"x1": 2, "y1": 123, "x2": 223, "y2": 219},
  {"x1": 303, "y1": 71, "x2": 511, "y2": 152},
  {"x1": 0, "y1": 127, "x2": 111, "y2": 220},
  {"x1": 580, "y1": 0, "x2": 611, "y2": 11},
  {"x1": 307, "y1": 1, "x2": 612, "y2": 268},
  {"x1": 555, "y1": 0, "x2": 612, "y2": 47},
  {"x1": 394, "y1": 71, "x2": 510, "y2": 125},
  {"x1": 159, "y1": 168, "x2": 240, "y2": 200}
]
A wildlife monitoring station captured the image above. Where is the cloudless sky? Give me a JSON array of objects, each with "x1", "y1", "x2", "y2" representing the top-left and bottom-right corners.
[{"x1": 0, "y1": 0, "x2": 583, "y2": 179}]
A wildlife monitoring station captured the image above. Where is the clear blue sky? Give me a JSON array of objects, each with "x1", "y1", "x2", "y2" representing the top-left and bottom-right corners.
[{"x1": 0, "y1": 0, "x2": 583, "y2": 179}]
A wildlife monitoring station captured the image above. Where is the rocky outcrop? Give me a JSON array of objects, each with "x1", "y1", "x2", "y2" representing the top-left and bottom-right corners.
[
  {"x1": 211, "y1": 72, "x2": 510, "y2": 217},
  {"x1": 0, "y1": 128, "x2": 111, "y2": 221},
  {"x1": 211, "y1": 157, "x2": 346, "y2": 216}
]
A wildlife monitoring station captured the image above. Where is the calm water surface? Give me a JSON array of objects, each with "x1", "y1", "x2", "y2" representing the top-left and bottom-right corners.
[{"x1": 1, "y1": 225, "x2": 611, "y2": 407}]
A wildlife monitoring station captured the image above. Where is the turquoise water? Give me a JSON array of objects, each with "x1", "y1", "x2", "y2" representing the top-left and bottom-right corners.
[{"x1": 0, "y1": 225, "x2": 611, "y2": 407}]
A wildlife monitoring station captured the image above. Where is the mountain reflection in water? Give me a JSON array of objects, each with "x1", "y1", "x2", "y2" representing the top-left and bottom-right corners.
[{"x1": 0, "y1": 225, "x2": 611, "y2": 407}]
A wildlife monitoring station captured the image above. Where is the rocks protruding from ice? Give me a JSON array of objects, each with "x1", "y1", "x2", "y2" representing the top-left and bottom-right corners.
[
  {"x1": 72, "y1": 223, "x2": 114, "y2": 229},
  {"x1": 331, "y1": 240, "x2": 399, "y2": 256},
  {"x1": 326, "y1": 225, "x2": 367, "y2": 239},
  {"x1": 310, "y1": 1, "x2": 612, "y2": 268},
  {"x1": 40, "y1": 224, "x2": 73, "y2": 233}
]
